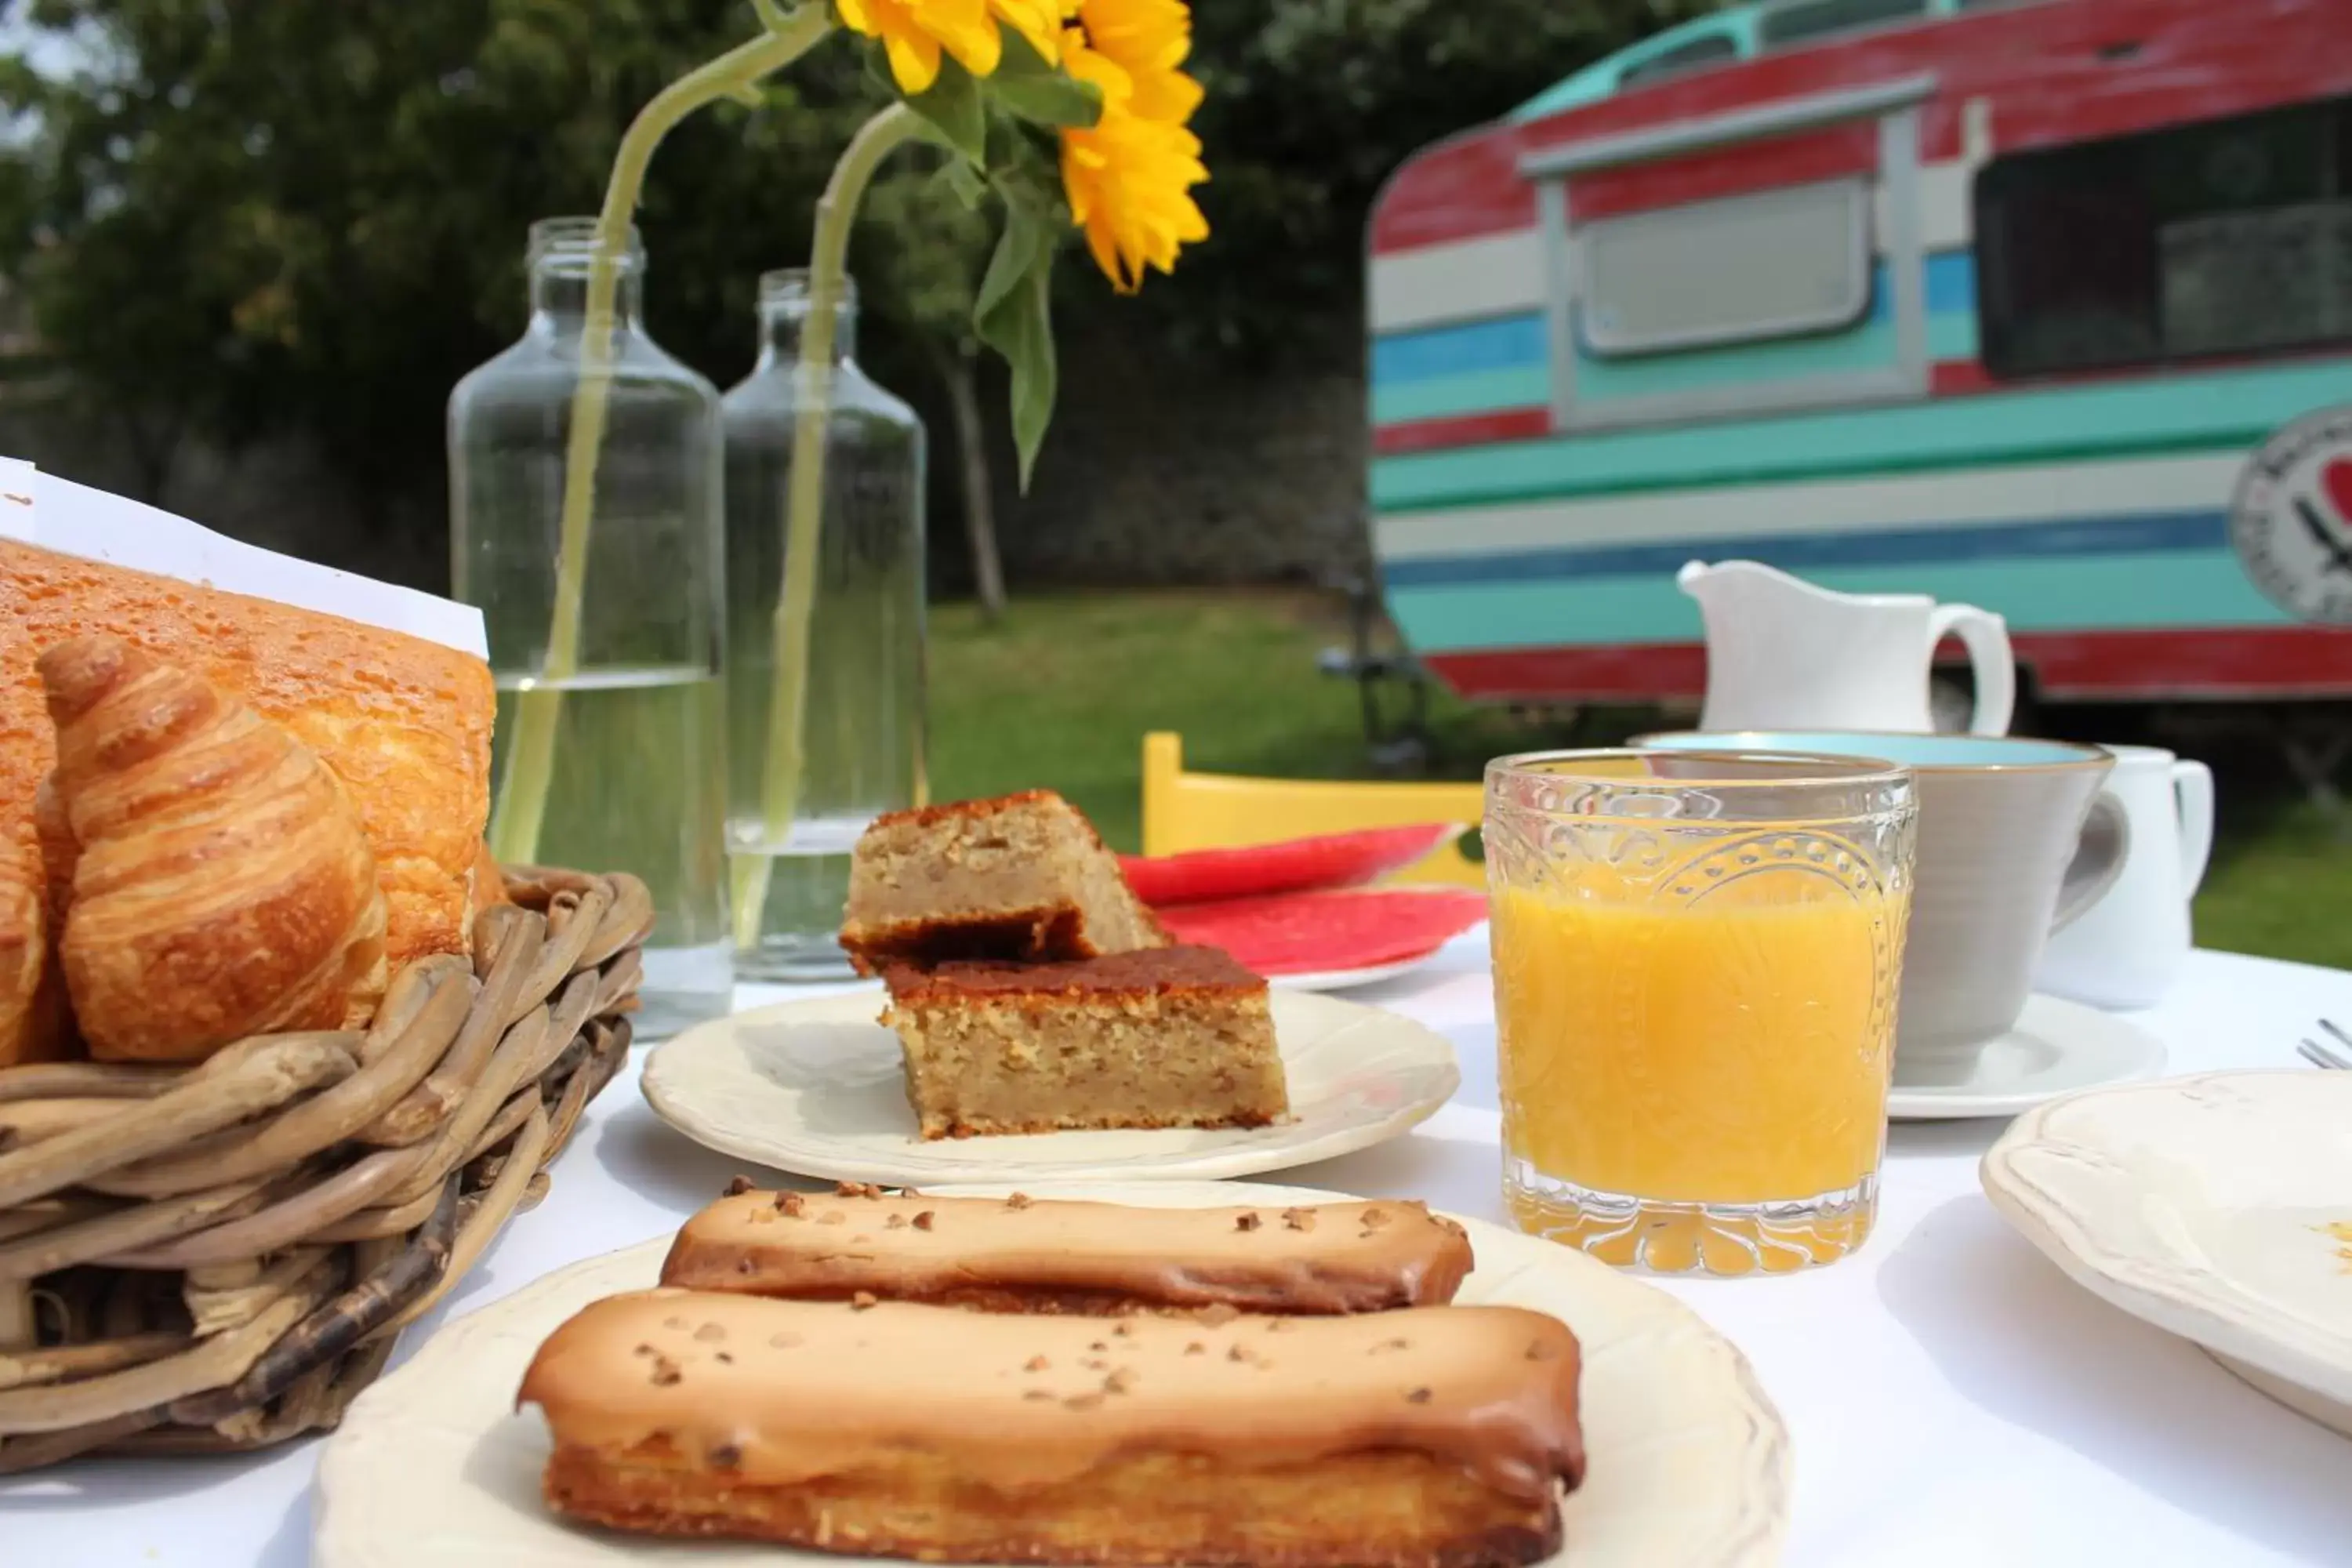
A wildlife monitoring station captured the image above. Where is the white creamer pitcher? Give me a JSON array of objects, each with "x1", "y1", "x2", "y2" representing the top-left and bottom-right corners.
[{"x1": 1677, "y1": 559, "x2": 2016, "y2": 735}]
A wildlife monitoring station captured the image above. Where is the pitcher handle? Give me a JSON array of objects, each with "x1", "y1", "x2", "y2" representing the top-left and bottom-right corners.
[
  {"x1": 2052, "y1": 790, "x2": 2132, "y2": 932},
  {"x1": 2173, "y1": 759, "x2": 2215, "y2": 898},
  {"x1": 1926, "y1": 603, "x2": 2016, "y2": 735}
]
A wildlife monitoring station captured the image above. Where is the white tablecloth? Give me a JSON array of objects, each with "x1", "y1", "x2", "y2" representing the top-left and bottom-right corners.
[{"x1": 9, "y1": 943, "x2": 2352, "y2": 1566}]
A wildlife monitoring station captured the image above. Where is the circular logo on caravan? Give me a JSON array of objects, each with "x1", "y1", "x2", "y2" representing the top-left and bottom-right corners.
[{"x1": 2231, "y1": 405, "x2": 2352, "y2": 624}]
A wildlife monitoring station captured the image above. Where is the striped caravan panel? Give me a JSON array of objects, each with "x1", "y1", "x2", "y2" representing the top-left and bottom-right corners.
[
  {"x1": 1377, "y1": 449, "x2": 2288, "y2": 663},
  {"x1": 1373, "y1": 252, "x2": 1981, "y2": 430},
  {"x1": 1358, "y1": 0, "x2": 2352, "y2": 698}
]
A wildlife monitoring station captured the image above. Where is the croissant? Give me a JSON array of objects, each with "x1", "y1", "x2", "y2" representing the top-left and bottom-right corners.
[{"x1": 39, "y1": 635, "x2": 390, "y2": 1062}]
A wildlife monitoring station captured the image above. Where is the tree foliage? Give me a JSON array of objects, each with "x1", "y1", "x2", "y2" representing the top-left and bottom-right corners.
[
  {"x1": 1130, "y1": 0, "x2": 1719, "y2": 362},
  {"x1": 0, "y1": 0, "x2": 1708, "y2": 557}
]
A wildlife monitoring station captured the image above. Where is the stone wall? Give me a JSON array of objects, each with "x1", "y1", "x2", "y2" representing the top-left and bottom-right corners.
[
  {"x1": 2, "y1": 323, "x2": 1376, "y2": 596},
  {"x1": 979, "y1": 328, "x2": 1374, "y2": 588}
]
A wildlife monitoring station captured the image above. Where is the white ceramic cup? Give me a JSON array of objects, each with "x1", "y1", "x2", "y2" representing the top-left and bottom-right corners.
[
  {"x1": 2032, "y1": 745, "x2": 2215, "y2": 1009},
  {"x1": 1635, "y1": 731, "x2": 2131, "y2": 1072}
]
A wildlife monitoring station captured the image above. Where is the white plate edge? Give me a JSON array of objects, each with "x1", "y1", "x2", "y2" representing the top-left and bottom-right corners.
[
  {"x1": 639, "y1": 992, "x2": 1464, "y2": 1186},
  {"x1": 1979, "y1": 1069, "x2": 2352, "y2": 1410}
]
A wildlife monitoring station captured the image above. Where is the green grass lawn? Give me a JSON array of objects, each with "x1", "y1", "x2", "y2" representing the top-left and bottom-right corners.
[{"x1": 929, "y1": 590, "x2": 2352, "y2": 971}]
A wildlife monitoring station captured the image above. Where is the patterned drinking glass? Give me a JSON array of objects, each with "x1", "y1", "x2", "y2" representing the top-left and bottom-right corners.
[{"x1": 1485, "y1": 749, "x2": 1917, "y2": 1276}]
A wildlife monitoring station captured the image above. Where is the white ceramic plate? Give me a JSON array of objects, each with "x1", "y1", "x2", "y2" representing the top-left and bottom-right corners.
[
  {"x1": 641, "y1": 990, "x2": 1461, "y2": 1186},
  {"x1": 1981, "y1": 1070, "x2": 2352, "y2": 1436},
  {"x1": 314, "y1": 1179, "x2": 1791, "y2": 1568},
  {"x1": 1887, "y1": 993, "x2": 2166, "y2": 1120}
]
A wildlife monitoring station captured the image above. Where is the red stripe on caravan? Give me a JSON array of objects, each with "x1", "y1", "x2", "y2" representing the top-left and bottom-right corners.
[
  {"x1": 1369, "y1": 129, "x2": 1537, "y2": 256},
  {"x1": 1566, "y1": 125, "x2": 1876, "y2": 223},
  {"x1": 2018, "y1": 626, "x2": 2352, "y2": 699},
  {"x1": 1374, "y1": 407, "x2": 1552, "y2": 456},
  {"x1": 1423, "y1": 644, "x2": 1710, "y2": 702},
  {"x1": 1929, "y1": 361, "x2": 1998, "y2": 397},
  {"x1": 1370, "y1": 0, "x2": 2352, "y2": 257},
  {"x1": 1420, "y1": 626, "x2": 2352, "y2": 704}
]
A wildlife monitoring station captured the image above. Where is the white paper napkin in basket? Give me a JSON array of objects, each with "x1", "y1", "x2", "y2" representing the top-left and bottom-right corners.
[{"x1": 1, "y1": 456, "x2": 485, "y2": 659}]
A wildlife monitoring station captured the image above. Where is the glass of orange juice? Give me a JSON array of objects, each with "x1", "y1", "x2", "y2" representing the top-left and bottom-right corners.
[{"x1": 1486, "y1": 749, "x2": 1917, "y2": 1276}]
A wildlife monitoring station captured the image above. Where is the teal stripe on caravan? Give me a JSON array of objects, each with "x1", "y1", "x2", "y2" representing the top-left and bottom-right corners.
[
  {"x1": 1577, "y1": 319, "x2": 1896, "y2": 401},
  {"x1": 1372, "y1": 365, "x2": 1552, "y2": 426},
  {"x1": 1370, "y1": 358, "x2": 2352, "y2": 513},
  {"x1": 1386, "y1": 549, "x2": 2291, "y2": 655},
  {"x1": 1370, "y1": 314, "x2": 1982, "y2": 427}
]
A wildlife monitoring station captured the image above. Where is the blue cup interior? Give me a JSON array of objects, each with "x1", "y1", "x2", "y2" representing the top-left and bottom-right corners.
[{"x1": 1638, "y1": 731, "x2": 2103, "y2": 769}]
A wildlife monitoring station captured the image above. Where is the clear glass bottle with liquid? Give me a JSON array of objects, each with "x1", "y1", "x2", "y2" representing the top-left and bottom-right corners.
[
  {"x1": 448, "y1": 216, "x2": 731, "y2": 1037},
  {"x1": 722, "y1": 269, "x2": 927, "y2": 980}
]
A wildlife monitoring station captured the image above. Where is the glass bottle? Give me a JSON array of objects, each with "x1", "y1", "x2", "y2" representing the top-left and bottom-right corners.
[
  {"x1": 722, "y1": 269, "x2": 927, "y2": 980},
  {"x1": 448, "y1": 216, "x2": 731, "y2": 1039}
]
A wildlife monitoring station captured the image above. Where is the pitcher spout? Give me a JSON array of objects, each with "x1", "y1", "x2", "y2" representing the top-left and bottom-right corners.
[
  {"x1": 1678, "y1": 557, "x2": 1920, "y2": 612},
  {"x1": 1676, "y1": 557, "x2": 1819, "y2": 608}
]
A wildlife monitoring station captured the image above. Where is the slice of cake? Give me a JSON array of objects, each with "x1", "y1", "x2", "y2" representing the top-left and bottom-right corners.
[
  {"x1": 661, "y1": 1187, "x2": 1475, "y2": 1313},
  {"x1": 880, "y1": 946, "x2": 1290, "y2": 1139},
  {"x1": 840, "y1": 790, "x2": 1167, "y2": 970},
  {"x1": 519, "y1": 1290, "x2": 1587, "y2": 1566}
]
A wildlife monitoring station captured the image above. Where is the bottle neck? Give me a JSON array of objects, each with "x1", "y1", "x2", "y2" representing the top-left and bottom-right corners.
[
  {"x1": 757, "y1": 301, "x2": 857, "y2": 369},
  {"x1": 529, "y1": 260, "x2": 645, "y2": 336}
]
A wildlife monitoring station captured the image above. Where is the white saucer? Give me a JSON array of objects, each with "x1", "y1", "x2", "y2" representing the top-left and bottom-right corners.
[{"x1": 1888, "y1": 993, "x2": 2167, "y2": 1120}]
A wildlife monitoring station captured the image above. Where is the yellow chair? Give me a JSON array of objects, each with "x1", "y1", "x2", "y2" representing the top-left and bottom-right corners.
[{"x1": 1139, "y1": 732, "x2": 1485, "y2": 888}]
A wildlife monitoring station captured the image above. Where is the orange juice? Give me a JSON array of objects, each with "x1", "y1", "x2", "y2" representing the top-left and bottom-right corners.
[{"x1": 1494, "y1": 869, "x2": 1901, "y2": 1208}]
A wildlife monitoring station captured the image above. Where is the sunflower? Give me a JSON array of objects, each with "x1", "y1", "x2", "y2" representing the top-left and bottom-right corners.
[
  {"x1": 1056, "y1": 3, "x2": 1207, "y2": 291},
  {"x1": 836, "y1": 0, "x2": 1071, "y2": 93},
  {"x1": 1058, "y1": 27, "x2": 1207, "y2": 292},
  {"x1": 1071, "y1": 0, "x2": 1200, "y2": 121}
]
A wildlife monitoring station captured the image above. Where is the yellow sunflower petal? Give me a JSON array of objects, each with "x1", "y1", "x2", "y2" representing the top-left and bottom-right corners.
[
  {"x1": 934, "y1": 0, "x2": 1003, "y2": 78},
  {"x1": 839, "y1": 0, "x2": 1022, "y2": 89},
  {"x1": 883, "y1": 27, "x2": 943, "y2": 93},
  {"x1": 1126, "y1": 64, "x2": 1200, "y2": 122},
  {"x1": 989, "y1": 0, "x2": 1065, "y2": 62},
  {"x1": 1076, "y1": 0, "x2": 1193, "y2": 80}
]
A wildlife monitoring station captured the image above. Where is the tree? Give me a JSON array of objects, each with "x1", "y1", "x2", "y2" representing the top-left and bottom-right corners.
[
  {"x1": 0, "y1": 0, "x2": 1715, "y2": 582},
  {"x1": 1095, "y1": 0, "x2": 1721, "y2": 364},
  {"x1": 0, "y1": 0, "x2": 867, "y2": 570}
]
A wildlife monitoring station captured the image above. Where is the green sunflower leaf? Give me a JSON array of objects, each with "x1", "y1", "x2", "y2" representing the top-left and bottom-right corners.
[
  {"x1": 985, "y1": 32, "x2": 1103, "y2": 129},
  {"x1": 975, "y1": 201, "x2": 1061, "y2": 489},
  {"x1": 989, "y1": 72, "x2": 1102, "y2": 130},
  {"x1": 938, "y1": 158, "x2": 989, "y2": 211},
  {"x1": 903, "y1": 58, "x2": 988, "y2": 165}
]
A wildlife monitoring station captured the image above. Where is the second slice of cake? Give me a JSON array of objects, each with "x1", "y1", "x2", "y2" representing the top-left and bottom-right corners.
[
  {"x1": 841, "y1": 789, "x2": 1167, "y2": 970},
  {"x1": 882, "y1": 946, "x2": 1290, "y2": 1138}
]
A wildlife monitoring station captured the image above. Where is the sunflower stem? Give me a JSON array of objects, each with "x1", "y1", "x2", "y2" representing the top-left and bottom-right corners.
[
  {"x1": 490, "y1": 4, "x2": 833, "y2": 869},
  {"x1": 731, "y1": 102, "x2": 926, "y2": 948}
]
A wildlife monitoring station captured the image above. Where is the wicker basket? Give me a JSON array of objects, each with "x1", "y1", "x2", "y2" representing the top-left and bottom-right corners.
[{"x1": 0, "y1": 866, "x2": 649, "y2": 1474}]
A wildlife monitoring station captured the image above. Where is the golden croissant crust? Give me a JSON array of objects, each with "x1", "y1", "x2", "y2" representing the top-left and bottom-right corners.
[
  {"x1": 0, "y1": 822, "x2": 61, "y2": 1067},
  {"x1": 41, "y1": 636, "x2": 390, "y2": 1063},
  {"x1": 0, "y1": 538, "x2": 494, "y2": 1066}
]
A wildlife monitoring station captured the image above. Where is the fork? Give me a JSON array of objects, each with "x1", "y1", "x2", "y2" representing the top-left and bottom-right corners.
[{"x1": 2296, "y1": 1018, "x2": 2352, "y2": 1071}]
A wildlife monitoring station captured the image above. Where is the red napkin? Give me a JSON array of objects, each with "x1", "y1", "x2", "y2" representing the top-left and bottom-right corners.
[
  {"x1": 1119, "y1": 823, "x2": 1461, "y2": 907},
  {"x1": 1154, "y1": 887, "x2": 1489, "y2": 977}
]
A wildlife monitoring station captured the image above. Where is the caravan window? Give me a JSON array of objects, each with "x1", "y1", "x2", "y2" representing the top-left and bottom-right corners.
[
  {"x1": 1577, "y1": 179, "x2": 1873, "y2": 356},
  {"x1": 1977, "y1": 95, "x2": 2352, "y2": 377},
  {"x1": 1618, "y1": 32, "x2": 1741, "y2": 90},
  {"x1": 1760, "y1": 0, "x2": 1929, "y2": 49}
]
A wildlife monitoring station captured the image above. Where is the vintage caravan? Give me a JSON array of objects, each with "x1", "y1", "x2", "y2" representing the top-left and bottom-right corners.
[{"x1": 1367, "y1": 0, "x2": 2352, "y2": 709}]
